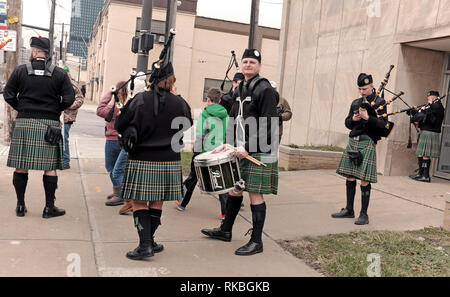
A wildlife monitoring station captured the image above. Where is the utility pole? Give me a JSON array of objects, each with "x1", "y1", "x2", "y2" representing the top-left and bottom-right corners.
[
  {"x1": 60, "y1": 23, "x2": 64, "y2": 64},
  {"x1": 249, "y1": 0, "x2": 261, "y2": 50},
  {"x1": 165, "y1": 0, "x2": 177, "y2": 62},
  {"x1": 49, "y1": 0, "x2": 56, "y2": 62},
  {"x1": 136, "y1": 0, "x2": 153, "y2": 72},
  {"x1": 4, "y1": 0, "x2": 22, "y2": 142}
]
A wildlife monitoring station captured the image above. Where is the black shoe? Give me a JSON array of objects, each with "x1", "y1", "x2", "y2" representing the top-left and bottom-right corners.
[
  {"x1": 415, "y1": 176, "x2": 431, "y2": 183},
  {"x1": 42, "y1": 206, "x2": 66, "y2": 219},
  {"x1": 331, "y1": 208, "x2": 355, "y2": 218},
  {"x1": 126, "y1": 243, "x2": 154, "y2": 260},
  {"x1": 16, "y1": 205, "x2": 27, "y2": 217},
  {"x1": 63, "y1": 163, "x2": 70, "y2": 170},
  {"x1": 355, "y1": 213, "x2": 369, "y2": 225},
  {"x1": 153, "y1": 241, "x2": 164, "y2": 253},
  {"x1": 201, "y1": 227, "x2": 232, "y2": 242},
  {"x1": 409, "y1": 174, "x2": 422, "y2": 180},
  {"x1": 235, "y1": 241, "x2": 263, "y2": 256}
]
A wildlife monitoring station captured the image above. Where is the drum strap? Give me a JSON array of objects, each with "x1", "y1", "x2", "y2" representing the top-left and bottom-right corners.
[{"x1": 235, "y1": 96, "x2": 251, "y2": 147}]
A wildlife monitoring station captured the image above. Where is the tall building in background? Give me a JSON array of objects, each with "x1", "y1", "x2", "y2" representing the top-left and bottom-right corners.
[{"x1": 68, "y1": 0, "x2": 104, "y2": 60}]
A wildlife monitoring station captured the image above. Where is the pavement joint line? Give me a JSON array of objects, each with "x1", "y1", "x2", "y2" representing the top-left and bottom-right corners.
[
  {"x1": 0, "y1": 238, "x2": 92, "y2": 243},
  {"x1": 75, "y1": 138, "x2": 104, "y2": 276},
  {"x1": 325, "y1": 171, "x2": 444, "y2": 212}
]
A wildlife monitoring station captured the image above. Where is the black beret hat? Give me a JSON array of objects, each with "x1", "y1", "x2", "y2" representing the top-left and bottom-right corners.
[
  {"x1": 427, "y1": 90, "x2": 439, "y2": 97},
  {"x1": 30, "y1": 36, "x2": 50, "y2": 53},
  {"x1": 233, "y1": 72, "x2": 244, "y2": 82},
  {"x1": 357, "y1": 73, "x2": 373, "y2": 87},
  {"x1": 242, "y1": 49, "x2": 261, "y2": 63},
  {"x1": 150, "y1": 62, "x2": 174, "y2": 84}
]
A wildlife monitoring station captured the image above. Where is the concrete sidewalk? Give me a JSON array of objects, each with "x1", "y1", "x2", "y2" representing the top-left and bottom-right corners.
[{"x1": 0, "y1": 136, "x2": 448, "y2": 277}]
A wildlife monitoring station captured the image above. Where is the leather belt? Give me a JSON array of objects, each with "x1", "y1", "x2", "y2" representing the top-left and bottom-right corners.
[{"x1": 351, "y1": 135, "x2": 371, "y2": 141}]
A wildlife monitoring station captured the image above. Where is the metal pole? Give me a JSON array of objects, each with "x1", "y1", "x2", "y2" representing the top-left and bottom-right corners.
[
  {"x1": 249, "y1": 0, "x2": 260, "y2": 50},
  {"x1": 49, "y1": 0, "x2": 56, "y2": 61},
  {"x1": 136, "y1": 0, "x2": 153, "y2": 72},
  {"x1": 60, "y1": 23, "x2": 64, "y2": 63},
  {"x1": 4, "y1": 0, "x2": 22, "y2": 142},
  {"x1": 165, "y1": 0, "x2": 172, "y2": 42}
]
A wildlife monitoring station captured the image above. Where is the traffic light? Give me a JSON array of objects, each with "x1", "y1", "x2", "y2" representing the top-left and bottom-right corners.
[
  {"x1": 131, "y1": 36, "x2": 139, "y2": 54},
  {"x1": 140, "y1": 32, "x2": 154, "y2": 52}
]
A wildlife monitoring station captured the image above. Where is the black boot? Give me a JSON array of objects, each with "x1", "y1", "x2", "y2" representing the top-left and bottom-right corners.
[
  {"x1": 416, "y1": 159, "x2": 431, "y2": 183},
  {"x1": 42, "y1": 175, "x2": 66, "y2": 219},
  {"x1": 201, "y1": 195, "x2": 243, "y2": 242},
  {"x1": 13, "y1": 172, "x2": 28, "y2": 217},
  {"x1": 331, "y1": 180, "x2": 356, "y2": 218},
  {"x1": 126, "y1": 210, "x2": 154, "y2": 260},
  {"x1": 235, "y1": 203, "x2": 265, "y2": 256},
  {"x1": 148, "y1": 208, "x2": 164, "y2": 253},
  {"x1": 355, "y1": 184, "x2": 370, "y2": 225},
  {"x1": 409, "y1": 157, "x2": 424, "y2": 180}
]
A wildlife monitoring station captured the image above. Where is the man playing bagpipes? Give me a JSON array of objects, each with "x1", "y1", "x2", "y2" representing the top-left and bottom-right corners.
[
  {"x1": 408, "y1": 91, "x2": 445, "y2": 183},
  {"x1": 333, "y1": 73, "x2": 393, "y2": 225}
]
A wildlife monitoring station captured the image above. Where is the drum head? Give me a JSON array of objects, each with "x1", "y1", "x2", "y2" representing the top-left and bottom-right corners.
[{"x1": 194, "y1": 150, "x2": 235, "y2": 167}]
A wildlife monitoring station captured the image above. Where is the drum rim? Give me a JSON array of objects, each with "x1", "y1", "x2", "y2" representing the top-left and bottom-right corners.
[{"x1": 193, "y1": 150, "x2": 235, "y2": 166}]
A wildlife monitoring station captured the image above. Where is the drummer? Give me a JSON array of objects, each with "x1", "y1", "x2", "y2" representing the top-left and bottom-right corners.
[
  {"x1": 201, "y1": 49, "x2": 279, "y2": 256},
  {"x1": 176, "y1": 88, "x2": 229, "y2": 218}
]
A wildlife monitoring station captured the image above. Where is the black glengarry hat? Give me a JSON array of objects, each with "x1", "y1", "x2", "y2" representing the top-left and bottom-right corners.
[
  {"x1": 242, "y1": 49, "x2": 261, "y2": 63},
  {"x1": 427, "y1": 90, "x2": 439, "y2": 97},
  {"x1": 233, "y1": 72, "x2": 244, "y2": 82},
  {"x1": 150, "y1": 62, "x2": 174, "y2": 85},
  {"x1": 357, "y1": 73, "x2": 373, "y2": 87},
  {"x1": 30, "y1": 36, "x2": 50, "y2": 53}
]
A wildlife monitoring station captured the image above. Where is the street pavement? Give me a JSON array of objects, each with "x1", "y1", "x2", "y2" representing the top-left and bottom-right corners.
[{"x1": 0, "y1": 102, "x2": 448, "y2": 277}]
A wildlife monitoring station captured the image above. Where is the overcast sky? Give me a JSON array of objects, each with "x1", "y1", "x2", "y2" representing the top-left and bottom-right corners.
[{"x1": 21, "y1": 0, "x2": 283, "y2": 43}]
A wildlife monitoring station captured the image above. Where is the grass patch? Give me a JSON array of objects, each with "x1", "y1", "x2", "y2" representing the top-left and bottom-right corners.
[
  {"x1": 278, "y1": 227, "x2": 450, "y2": 277},
  {"x1": 288, "y1": 144, "x2": 345, "y2": 152}
]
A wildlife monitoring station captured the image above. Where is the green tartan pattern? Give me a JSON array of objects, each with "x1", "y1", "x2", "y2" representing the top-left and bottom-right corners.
[
  {"x1": 120, "y1": 160, "x2": 183, "y2": 202},
  {"x1": 7, "y1": 118, "x2": 63, "y2": 171},
  {"x1": 240, "y1": 153, "x2": 278, "y2": 195},
  {"x1": 416, "y1": 130, "x2": 440, "y2": 158},
  {"x1": 336, "y1": 138, "x2": 378, "y2": 183}
]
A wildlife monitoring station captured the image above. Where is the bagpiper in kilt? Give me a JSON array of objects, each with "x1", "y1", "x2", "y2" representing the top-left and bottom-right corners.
[
  {"x1": 114, "y1": 61, "x2": 193, "y2": 261},
  {"x1": 2, "y1": 36, "x2": 75, "y2": 219},
  {"x1": 201, "y1": 49, "x2": 279, "y2": 256},
  {"x1": 333, "y1": 73, "x2": 391, "y2": 225},
  {"x1": 408, "y1": 90, "x2": 445, "y2": 183}
]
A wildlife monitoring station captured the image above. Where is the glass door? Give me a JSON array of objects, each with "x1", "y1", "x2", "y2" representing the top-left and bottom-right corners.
[{"x1": 435, "y1": 56, "x2": 450, "y2": 180}]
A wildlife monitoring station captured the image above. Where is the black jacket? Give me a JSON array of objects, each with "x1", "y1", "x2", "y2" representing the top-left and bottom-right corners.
[
  {"x1": 3, "y1": 59, "x2": 75, "y2": 121},
  {"x1": 345, "y1": 93, "x2": 389, "y2": 144},
  {"x1": 220, "y1": 88, "x2": 237, "y2": 115},
  {"x1": 411, "y1": 101, "x2": 445, "y2": 133},
  {"x1": 115, "y1": 90, "x2": 193, "y2": 161},
  {"x1": 227, "y1": 74, "x2": 279, "y2": 153}
]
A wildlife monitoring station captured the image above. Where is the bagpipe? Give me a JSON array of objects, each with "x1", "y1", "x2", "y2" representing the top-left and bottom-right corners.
[
  {"x1": 220, "y1": 50, "x2": 240, "y2": 92},
  {"x1": 383, "y1": 93, "x2": 448, "y2": 119},
  {"x1": 357, "y1": 65, "x2": 396, "y2": 137},
  {"x1": 105, "y1": 28, "x2": 177, "y2": 122}
]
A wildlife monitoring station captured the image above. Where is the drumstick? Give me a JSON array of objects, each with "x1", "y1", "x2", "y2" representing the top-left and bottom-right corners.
[{"x1": 232, "y1": 147, "x2": 267, "y2": 167}]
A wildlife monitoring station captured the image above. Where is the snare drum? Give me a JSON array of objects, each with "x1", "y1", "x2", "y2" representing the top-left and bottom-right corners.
[{"x1": 193, "y1": 150, "x2": 243, "y2": 194}]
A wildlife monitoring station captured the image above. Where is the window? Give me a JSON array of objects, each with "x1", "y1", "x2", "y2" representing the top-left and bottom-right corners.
[
  {"x1": 136, "y1": 18, "x2": 166, "y2": 44},
  {"x1": 203, "y1": 78, "x2": 232, "y2": 102}
]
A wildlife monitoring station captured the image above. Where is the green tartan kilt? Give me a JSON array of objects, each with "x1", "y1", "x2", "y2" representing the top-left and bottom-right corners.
[
  {"x1": 240, "y1": 153, "x2": 278, "y2": 195},
  {"x1": 120, "y1": 159, "x2": 183, "y2": 202},
  {"x1": 7, "y1": 118, "x2": 63, "y2": 171},
  {"x1": 416, "y1": 130, "x2": 440, "y2": 158},
  {"x1": 336, "y1": 138, "x2": 377, "y2": 183}
]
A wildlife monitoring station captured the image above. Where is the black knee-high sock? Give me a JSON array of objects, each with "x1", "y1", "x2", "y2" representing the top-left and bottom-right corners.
[
  {"x1": 250, "y1": 203, "x2": 266, "y2": 244},
  {"x1": 361, "y1": 184, "x2": 371, "y2": 214},
  {"x1": 13, "y1": 172, "x2": 28, "y2": 206},
  {"x1": 221, "y1": 195, "x2": 243, "y2": 232},
  {"x1": 148, "y1": 208, "x2": 162, "y2": 239},
  {"x1": 417, "y1": 157, "x2": 424, "y2": 176},
  {"x1": 133, "y1": 210, "x2": 152, "y2": 246},
  {"x1": 43, "y1": 175, "x2": 58, "y2": 208},
  {"x1": 422, "y1": 159, "x2": 431, "y2": 178},
  {"x1": 346, "y1": 180, "x2": 357, "y2": 212}
]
